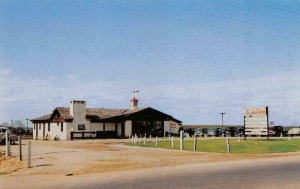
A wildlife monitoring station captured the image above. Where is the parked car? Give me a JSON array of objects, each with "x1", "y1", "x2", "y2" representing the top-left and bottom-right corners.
[
  {"x1": 0, "y1": 127, "x2": 18, "y2": 145},
  {"x1": 215, "y1": 128, "x2": 222, "y2": 136},
  {"x1": 268, "y1": 127, "x2": 276, "y2": 136},
  {"x1": 183, "y1": 132, "x2": 190, "y2": 138},
  {"x1": 201, "y1": 128, "x2": 208, "y2": 136},
  {"x1": 287, "y1": 128, "x2": 300, "y2": 136},
  {"x1": 184, "y1": 128, "x2": 195, "y2": 137},
  {"x1": 194, "y1": 128, "x2": 202, "y2": 137},
  {"x1": 207, "y1": 128, "x2": 222, "y2": 137},
  {"x1": 236, "y1": 128, "x2": 244, "y2": 136},
  {"x1": 273, "y1": 126, "x2": 284, "y2": 137},
  {"x1": 224, "y1": 127, "x2": 237, "y2": 137}
]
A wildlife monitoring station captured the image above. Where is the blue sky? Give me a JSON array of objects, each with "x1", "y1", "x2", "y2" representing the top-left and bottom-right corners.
[{"x1": 1, "y1": 0, "x2": 300, "y2": 125}]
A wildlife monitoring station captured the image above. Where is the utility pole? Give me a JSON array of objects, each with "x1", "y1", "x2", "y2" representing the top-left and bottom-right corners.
[
  {"x1": 220, "y1": 113, "x2": 226, "y2": 131},
  {"x1": 243, "y1": 115, "x2": 247, "y2": 140},
  {"x1": 266, "y1": 106, "x2": 269, "y2": 141},
  {"x1": 26, "y1": 119, "x2": 29, "y2": 133}
]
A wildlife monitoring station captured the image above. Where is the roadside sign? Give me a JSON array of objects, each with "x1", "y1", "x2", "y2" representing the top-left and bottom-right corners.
[{"x1": 244, "y1": 107, "x2": 269, "y2": 136}]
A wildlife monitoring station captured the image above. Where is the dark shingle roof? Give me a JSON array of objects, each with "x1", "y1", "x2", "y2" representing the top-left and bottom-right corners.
[
  {"x1": 31, "y1": 106, "x2": 181, "y2": 123},
  {"x1": 86, "y1": 108, "x2": 128, "y2": 118},
  {"x1": 31, "y1": 107, "x2": 146, "y2": 121},
  {"x1": 31, "y1": 113, "x2": 52, "y2": 121}
]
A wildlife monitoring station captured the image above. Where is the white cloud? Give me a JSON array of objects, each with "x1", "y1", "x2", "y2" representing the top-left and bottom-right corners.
[
  {"x1": 140, "y1": 69, "x2": 300, "y2": 125},
  {"x1": 0, "y1": 68, "x2": 10, "y2": 76},
  {"x1": 66, "y1": 74, "x2": 77, "y2": 81},
  {"x1": 0, "y1": 68, "x2": 299, "y2": 126}
]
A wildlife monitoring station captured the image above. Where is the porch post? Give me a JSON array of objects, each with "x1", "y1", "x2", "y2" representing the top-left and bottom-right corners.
[
  {"x1": 115, "y1": 123, "x2": 118, "y2": 138},
  {"x1": 103, "y1": 122, "x2": 106, "y2": 139}
]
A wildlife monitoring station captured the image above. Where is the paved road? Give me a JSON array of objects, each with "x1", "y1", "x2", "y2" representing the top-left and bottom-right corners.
[{"x1": 72, "y1": 156, "x2": 300, "y2": 189}]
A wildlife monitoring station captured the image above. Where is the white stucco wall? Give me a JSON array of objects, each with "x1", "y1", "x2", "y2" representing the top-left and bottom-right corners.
[
  {"x1": 105, "y1": 123, "x2": 116, "y2": 131},
  {"x1": 164, "y1": 121, "x2": 170, "y2": 133},
  {"x1": 32, "y1": 122, "x2": 72, "y2": 140},
  {"x1": 46, "y1": 122, "x2": 66, "y2": 140},
  {"x1": 33, "y1": 123, "x2": 46, "y2": 140},
  {"x1": 90, "y1": 122, "x2": 104, "y2": 131},
  {"x1": 125, "y1": 120, "x2": 132, "y2": 137},
  {"x1": 70, "y1": 100, "x2": 87, "y2": 133}
]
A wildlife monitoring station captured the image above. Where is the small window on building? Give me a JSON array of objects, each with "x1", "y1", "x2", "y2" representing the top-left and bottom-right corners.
[
  {"x1": 34, "y1": 124, "x2": 35, "y2": 130},
  {"x1": 48, "y1": 123, "x2": 50, "y2": 132},
  {"x1": 39, "y1": 123, "x2": 41, "y2": 130},
  {"x1": 61, "y1": 123, "x2": 63, "y2": 132},
  {"x1": 78, "y1": 124, "x2": 85, "y2": 131}
]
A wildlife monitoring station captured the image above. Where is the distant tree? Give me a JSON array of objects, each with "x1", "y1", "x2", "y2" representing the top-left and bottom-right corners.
[
  {"x1": 9, "y1": 120, "x2": 26, "y2": 134},
  {"x1": 13, "y1": 120, "x2": 25, "y2": 128},
  {"x1": 1, "y1": 122, "x2": 10, "y2": 128}
]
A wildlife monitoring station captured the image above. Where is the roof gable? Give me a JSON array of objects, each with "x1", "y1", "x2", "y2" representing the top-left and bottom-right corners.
[
  {"x1": 31, "y1": 107, "x2": 181, "y2": 124},
  {"x1": 94, "y1": 107, "x2": 182, "y2": 123}
]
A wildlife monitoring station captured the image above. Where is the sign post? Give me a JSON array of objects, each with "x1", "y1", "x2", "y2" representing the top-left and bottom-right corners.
[
  {"x1": 266, "y1": 106, "x2": 269, "y2": 141},
  {"x1": 243, "y1": 116, "x2": 247, "y2": 140},
  {"x1": 19, "y1": 136, "x2": 22, "y2": 161},
  {"x1": 5, "y1": 130, "x2": 11, "y2": 157},
  {"x1": 180, "y1": 130, "x2": 184, "y2": 150},
  {"x1": 28, "y1": 141, "x2": 31, "y2": 168},
  {"x1": 193, "y1": 136, "x2": 198, "y2": 151},
  {"x1": 244, "y1": 107, "x2": 269, "y2": 139},
  {"x1": 226, "y1": 138, "x2": 231, "y2": 154}
]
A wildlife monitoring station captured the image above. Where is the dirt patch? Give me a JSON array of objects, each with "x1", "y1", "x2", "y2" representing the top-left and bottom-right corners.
[
  {"x1": 0, "y1": 152, "x2": 24, "y2": 174},
  {"x1": 2, "y1": 139, "x2": 300, "y2": 177},
  {"x1": 46, "y1": 140, "x2": 125, "y2": 152}
]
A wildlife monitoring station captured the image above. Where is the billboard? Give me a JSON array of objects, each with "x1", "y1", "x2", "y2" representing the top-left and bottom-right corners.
[{"x1": 244, "y1": 107, "x2": 269, "y2": 136}]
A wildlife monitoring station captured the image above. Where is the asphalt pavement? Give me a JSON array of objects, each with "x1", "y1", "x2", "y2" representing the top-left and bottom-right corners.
[{"x1": 72, "y1": 156, "x2": 300, "y2": 189}]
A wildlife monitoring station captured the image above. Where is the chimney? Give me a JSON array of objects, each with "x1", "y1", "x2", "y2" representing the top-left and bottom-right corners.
[
  {"x1": 70, "y1": 100, "x2": 86, "y2": 124},
  {"x1": 130, "y1": 97, "x2": 139, "y2": 110}
]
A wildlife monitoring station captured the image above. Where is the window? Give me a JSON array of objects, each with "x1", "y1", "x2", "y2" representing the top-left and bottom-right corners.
[
  {"x1": 78, "y1": 124, "x2": 85, "y2": 131},
  {"x1": 61, "y1": 123, "x2": 63, "y2": 132},
  {"x1": 34, "y1": 124, "x2": 35, "y2": 130},
  {"x1": 39, "y1": 123, "x2": 41, "y2": 130},
  {"x1": 48, "y1": 123, "x2": 50, "y2": 132}
]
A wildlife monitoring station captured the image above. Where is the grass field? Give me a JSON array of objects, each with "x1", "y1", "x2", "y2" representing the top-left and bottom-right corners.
[{"x1": 127, "y1": 137, "x2": 300, "y2": 154}]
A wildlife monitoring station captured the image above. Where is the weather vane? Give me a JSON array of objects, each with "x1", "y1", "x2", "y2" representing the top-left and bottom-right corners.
[{"x1": 133, "y1": 90, "x2": 139, "y2": 97}]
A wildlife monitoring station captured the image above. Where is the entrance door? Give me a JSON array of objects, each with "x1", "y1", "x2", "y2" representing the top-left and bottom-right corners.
[{"x1": 121, "y1": 123, "x2": 125, "y2": 138}]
